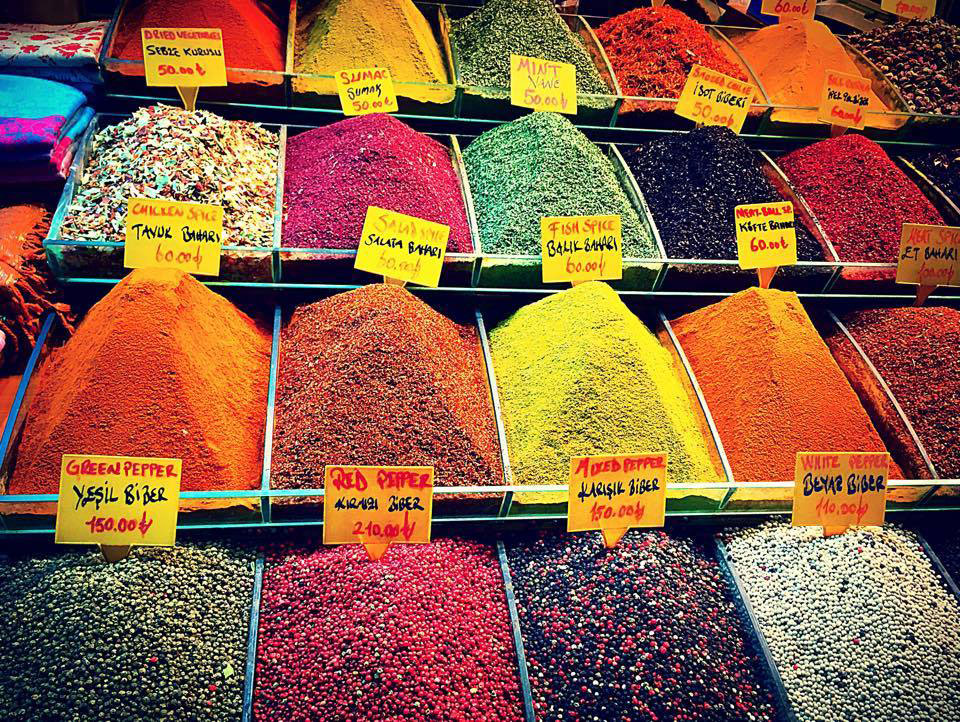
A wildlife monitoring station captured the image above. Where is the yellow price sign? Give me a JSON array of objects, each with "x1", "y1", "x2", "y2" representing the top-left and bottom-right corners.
[
  {"x1": 336, "y1": 67, "x2": 399, "y2": 116},
  {"x1": 675, "y1": 64, "x2": 755, "y2": 134},
  {"x1": 761, "y1": 0, "x2": 816, "y2": 19},
  {"x1": 735, "y1": 201, "x2": 797, "y2": 280},
  {"x1": 355, "y1": 206, "x2": 449, "y2": 287},
  {"x1": 140, "y1": 28, "x2": 227, "y2": 87},
  {"x1": 567, "y1": 453, "x2": 667, "y2": 548},
  {"x1": 510, "y1": 54, "x2": 577, "y2": 115},
  {"x1": 897, "y1": 223, "x2": 960, "y2": 288},
  {"x1": 792, "y1": 452, "x2": 889, "y2": 532},
  {"x1": 55, "y1": 455, "x2": 181, "y2": 547},
  {"x1": 323, "y1": 465, "x2": 434, "y2": 560},
  {"x1": 125, "y1": 198, "x2": 223, "y2": 277},
  {"x1": 881, "y1": 0, "x2": 935, "y2": 18},
  {"x1": 541, "y1": 215, "x2": 622, "y2": 284},
  {"x1": 818, "y1": 69, "x2": 872, "y2": 130}
]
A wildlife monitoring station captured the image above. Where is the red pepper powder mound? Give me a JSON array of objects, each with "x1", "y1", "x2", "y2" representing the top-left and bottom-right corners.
[
  {"x1": 271, "y1": 284, "x2": 504, "y2": 494},
  {"x1": 829, "y1": 307, "x2": 960, "y2": 479},
  {"x1": 778, "y1": 134, "x2": 943, "y2": 265},
  {"x1": 671, "y1": 288, "x2": 903, "y2": 484},
  {"x1": 7, "y1": 269, "x2": 270, "y2": 507},
  {"x1": 112, "y1": 0, "x2": 285, "y2": 72},
  {"x1": 595, "y1": 7, "x2": 748, "y2": 114},
  {"x1": 254, "y1": 539, "x2": 523, "y2": 721}
]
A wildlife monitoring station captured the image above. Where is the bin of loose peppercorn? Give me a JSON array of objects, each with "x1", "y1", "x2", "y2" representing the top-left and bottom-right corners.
[
  {"x1": 44, "y1": 107, "x2": 283, "y2": 285},
  {"x1": 443, "y1": 0, "x2": 624, "y2": 127}
]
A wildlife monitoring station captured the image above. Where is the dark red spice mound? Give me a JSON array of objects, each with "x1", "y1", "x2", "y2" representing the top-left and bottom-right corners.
[
  {"x1": 778, "y1": 134, "x2": 943, "y2": 264},
  {"x1": 595, "y1": 7, "x2": 747, "y2": 113},
  {"x1": 254, "y1": 539, "x2": 524, "y2": 722},
  {"x1": 282, "y1": 114, "x2": 473, "y2": 252},
  {"x1": 271, "y1": 284, "x2": 503, "y2": 493}
]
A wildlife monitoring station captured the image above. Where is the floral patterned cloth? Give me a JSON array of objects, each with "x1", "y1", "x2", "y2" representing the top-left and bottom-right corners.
[{"x1": 0, "y1": 21, "x2": 106, "y2": 68}]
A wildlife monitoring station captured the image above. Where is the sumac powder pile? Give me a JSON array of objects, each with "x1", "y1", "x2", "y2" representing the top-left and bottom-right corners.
[
  {"x1": 778, "y1": 134, "x2": 942, "y2": 264},
  {"x1": 506, "y1": 531, "x2": 779, "y2": 722},
  {"x1": 8, "y1": 269, "x2": 270, "y2": 505},
  {"x1": 271, "y1": 284, "x2": 503, "y2": 494},
  {"x1": 254, "y1": 538, "x2": 523, "y2": 721},
  {"x1": 624, "y1": 127, "x2": 824, "y2": 261},
  {"x1": 282, "y1": 114, "x2": 472, "y2": 251},
  {"x1": 0, "y1": 544, "x2": 254, "y2": 722},
  {"x1": 827, "y1": 307, "x2": 960, "y2": 479},
  {"x1": 595, "y1": 7, "x2": 748, "y2": 113}
]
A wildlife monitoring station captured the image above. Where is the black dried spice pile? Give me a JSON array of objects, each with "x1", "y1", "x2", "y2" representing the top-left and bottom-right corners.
[
  {"x1": 506, "y1": 531, "x2": 779, "y2": 722},
  {"x1": 623, "y1": 127, "x2": 824, "y2": 261},
  {"x1": 0, "y1": 544, "x2": 254, "y2": 721},
  {"x1": 913, "y1": 146, "x2": 960, "y2": 206}
]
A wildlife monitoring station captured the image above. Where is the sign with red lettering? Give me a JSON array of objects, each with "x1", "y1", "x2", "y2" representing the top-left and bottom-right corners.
[
  {"x1": 897, "y1": 224, "x2": 960, "y2": 290},
  {"x1": 510, "y1": 54, "x2": 577, "y2": 115},
  {"x1": 540, "y1": 215, "x2": 622, "y2": 283},
  {"x1": 881, "y1": 0, "x2": 935, "y2": 19},
  {"x1": 125, "y1": 198, "x2": 223, "y2": 276},
  {"x1": 818, "y1": 70, "x2": 871, "y2": 130},
  {"x1": 323, "y1": 465, "x2": 434, "y2": 560},
  {"x1": 792, "y1": 452, "x2": 889, "y2": 530},
  {"x1": 335, "y1": 67, "x2": 399, "y2": 116},
  {"x1": 675, "y1": 64, "x2": 755, "y2": 134},
  {"x1": 761, "y1": 0, "x2": 816, "y2": 20},
  {"x1": 567, "y1": 453, "x2": 667, "y2": 548},
  {"x1": 735, "y1": 201, "x2": 797, "y2": 280},
  {"x1": 140, "y1": 28, "x2": 227, "y2": 87},
  {"x1": 55, "y1": 454, "x2": 181, "y2": 547}
]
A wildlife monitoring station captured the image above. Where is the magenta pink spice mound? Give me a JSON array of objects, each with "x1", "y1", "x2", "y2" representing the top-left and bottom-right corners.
[
  {"x1": 254, "y1": 538, "x2": 523, "y2": 721},
  {"x1": 281, "y1": 113, "x2": 474, "y2": 252}
]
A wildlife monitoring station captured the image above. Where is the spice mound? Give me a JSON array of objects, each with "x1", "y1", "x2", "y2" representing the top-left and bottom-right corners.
[
  {"x1": 849, "y1": 18, "x2": 960, "y2": 115},
  {"x1": 282, "y1": 114, "x2": 472, "y2": 251},
  {"x1": 507, "y1": 531, "x2": 778, "y2": 721},
  {"x1": 271, "y1": 284, "x2": 503, "y2": 495},
  {"x1": 624, "y1": 126, "x2": 823, "y2": 261},
  {"x1": 254, "y1": 539, "x2": 523, "y2": 721},
  {"x1": 59, "y1": 105, "x2": 279, "y2": 247},
  {"x1": 596, "y1": 7, "x2": 748, "y2": 114},
  {"x1": 8, "y1": 268, "x2": 270, "y2": 504},
  {"x1": 490, "y1": 281, "x2": 723, "y2": 503},
  {"x1": 671, "y1": 288, "x2": 901, "y2": 484},
  {"x1": 828, "y1": 307, "x2": 960, "y2": 479},
  {"x1": 730, "y1": 20, "x2": 897, "y2": 127},
  {"x1": 0, "y1": 543, "x2": 254, "y2": 722},
  {"x1": 913, "y1": 146, "x2": 960, "y2": 208},
  {"x1": 778, "y1": 134, "x2": 942, "y2": 265},
  {"x1": 450, "y1": 0, "x2": 610, "y2": 104},
  {"x1": 723, "y1": 523, "x2": 960, "y2": 721},
  {"x1": 112, "y1": 0, "x2": 285, "y2": 73},
  {"x1": 294, "y1": 0, "x2": 452, "y2": 103},
  {"x1": 463, "y1": 111, "x2": 654, "y2": 257}
]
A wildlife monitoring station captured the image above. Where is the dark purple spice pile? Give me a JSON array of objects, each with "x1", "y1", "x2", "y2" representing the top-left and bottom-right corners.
[
  {"x1": 506, "y1": 531, "x2": 779, "y2": 722},
  {"x1": 282, "y1": 113, "x2": 473, "y2": 251},
  {"x1": 913, "y1": 146, "x2": 960, "y2": 207}
]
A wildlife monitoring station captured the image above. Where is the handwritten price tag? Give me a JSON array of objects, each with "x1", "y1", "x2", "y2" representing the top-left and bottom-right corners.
[
  {"x1": 125, "y1": 198, "x2": 223, "y2": 277},
  {"x1": 881, "y1": 0, "x2": 935, "y2": 19},
  {"x1": 541, "y1": 215, "x2": 622, "y2": 284},
  {"x1": 792, "y1": 452, "x2": 889, "y2": 531},
  {"x1": 735, "y1": 201, "x2": 797, "y2": 273},
  {"x1": 510, "y1": 55, "x2": 577, "y2": 115},
  {"x1": 818, "y1": 70, "x2": 871, "y2": 130},
  {"x1": 140, "y1": 28, "x2": 227, "y2": 87},
  {"x1": 323, "y1": 465, "x2": 433, "y2": 560},
  {"x1": 761, "y1": 0, "x2": 816, "y2": 19},
  {"x1": 55, "y1": 455, "x2": 181, "y2": 547},
  {"x1": 355, "y1": 206, "x2": 449, "y2": 287},
  {"x1": 567, "y1": 453, "x2": 667, "y2": 548},
  {"x1": 897, "y1": 223, "x2": 960, "y2": 291},
  {"x1": 336, "y1": 67, "x2": 399, "y2": 116},
  {"x1": 675, "y1": 64, "x2": 755, "y2": 134}
]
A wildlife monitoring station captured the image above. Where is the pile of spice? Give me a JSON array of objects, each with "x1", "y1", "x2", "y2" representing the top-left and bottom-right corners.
[
  {"x1": 59, "y1": 105, "x2": 279, "y2": 247},
  {"x1": 111, "y1": 0, "x2": 285, "y2": 74},
  {"x1": 913, "y1": 146, "x2": 960, "y2": 207},
  {"x1": 450, "y1": 0, "x2": 610, "y2": 103},
  {"x1": 778, "y1": 134, "x2": 942, "y2": 265},
  {"x1": 507, "y1": 531, "x2": 779, "y2": 721},
  {"x1": 489, "y1": 282, "x2": 722, "y2": 503},
  {"x1": 624, "y1": 127, "x2": 823, "y2": 261},
  {"x1": 920, "y1": 526, "x2": 960, "y2": 587},
  {"x1": 271, "y1": 285, "x2": 503, "y2": 494},
  {"x1": 849, "y1": 19, "x2": 960, "y2": 115},
  {"x1": 463, "y1": 112, "x2": 654, "y2": 256},
  {"x1": 282, "y1": 115, "x2": 472, "y2": 251},
  {"x1": 0, "y1": 544, "x2": 254, "y2": 721},
  {"x1": 671, "y1": 288, "x2": 900, "y2": 484},
  {"x1": 827, "y1": 307, "x2": 960, "y2": 479},
  {"x1": 8, "y1": 269, "x2": 270, "y2": 504},
  {"x1": 730, "y1": 21, "x2": 897, "y2": 127},
  {"x1": 294, "y1": 0, "x2": 452, "y2": 103},
  {"x1": 254, "y1": 539, "x2": 523, "y2": 721},
  {"x1": 595, "y1": 7, "x2": 748, "y2": 114},
  {"x1": 723, "y1": 523, "x2": 960, "y2": 721},
  {"x1": 0, "y1": 201, "x2": 73, "y2": 372}
]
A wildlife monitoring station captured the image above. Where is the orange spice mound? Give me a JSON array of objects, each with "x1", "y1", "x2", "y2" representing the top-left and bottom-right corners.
[
  {"x1": 671, "y1": 288, "x2": 902, "y2": 483},
  {"x1": 8, "y1": 269, "x2": 270, "y2": 502}
]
